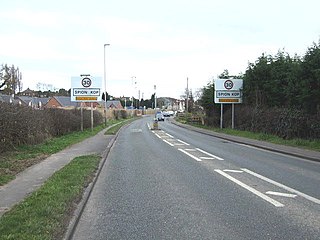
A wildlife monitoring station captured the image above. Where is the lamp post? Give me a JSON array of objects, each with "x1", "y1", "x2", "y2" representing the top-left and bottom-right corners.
[
  {"x1": 131, "y1": 76, "x2": 136, "y2": 109},
  {"x1": 104, "y1": 43, "x2": 110, "y2": 125}
]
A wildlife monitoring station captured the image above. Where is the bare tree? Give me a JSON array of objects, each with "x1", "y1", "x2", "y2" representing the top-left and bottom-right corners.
[{"x1": 0, "y1": 64, "x2": 22, "y2": 95}]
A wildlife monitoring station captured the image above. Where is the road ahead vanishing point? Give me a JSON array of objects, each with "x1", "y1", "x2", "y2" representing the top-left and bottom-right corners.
[{"x1": 71, "y1": 116, "x2": 320, "y2": 240}]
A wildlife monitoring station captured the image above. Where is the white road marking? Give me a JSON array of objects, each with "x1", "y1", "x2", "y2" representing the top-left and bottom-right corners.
[
  {"x1": 163, "y1": 139, "x2": 174, "y2": 146},
  {"x1": 223, "y1": 169, "x2": 244, "y2": 173},
  {"x1": 131, "y1": 129, "x2": 142, "y2": 133},
  {"x1": 266, "y1": 191, "x2": 297, "y2": 198},
  {"x1": 241, "y1": 168, "x2": 320, "y2": 205},
  {"x1": 147, "y1": 123, "x2": 151, "y2": 129},
  {"x1": 178, "y1": 149, "x2": 202, "y2": 162},
  {"x1": 177, "y1": 139, "x2": 190, "y2": 145},
  {"x1": 165, "y1": 133, "x2": 174, "y2": 138},
  {"x1": 154, "y1": 132, "x2": 162, "y2": 139},
  {"x1": 200, "y1": 156, "x2": 215, "y2": 160},
  {"x1": 196, "y1": 148, "x2": 224, "y2": 160},
  {"x1": 163, "y1": 138, "x2": 175, "y2": 141},
  {"x1": 214, "y1": 169, "x2": 284, "y2": 207},
  {"x1": 173, "y1": 143, "x2": 185, "y2": 146},
  {"x1": 185, "y1": 149, "x2": 197, "y2": 152}
]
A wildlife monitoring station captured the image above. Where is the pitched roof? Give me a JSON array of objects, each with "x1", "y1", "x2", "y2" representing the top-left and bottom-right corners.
[
  {"x1": 106, "y1": 100, "x2": 123, "y2": 109},
  {"x1": 0, "y1": 94, "x2": 14, "y2": 103},
  {"x1": 16, "y1": 96, "x2": 50, "y2": 106},
  {"x1": 54, "y1": 96, "x2": 79, "y2": 107}
]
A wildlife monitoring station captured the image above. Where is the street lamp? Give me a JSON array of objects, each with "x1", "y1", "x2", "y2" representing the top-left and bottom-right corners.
[
  {"x1": 131, "y1": 76, "x2": 136, "y2": 109},
  {"x1": 104, "y1": 43, "x2": 110, "y2": 125}
]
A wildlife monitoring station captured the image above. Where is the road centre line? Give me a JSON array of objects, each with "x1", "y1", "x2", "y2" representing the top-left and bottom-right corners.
[
  {"x1": 178, "y1": 149, "x2": 202, "y2": 162},
  {"x1": 214, "y1": 169, "x2": 284, "y2": 207},
  {"x1": 200, "y1": 157, "x2": 215, "y2": 160},
  {"x1": 241, "y1": 168, "x2": 320, "y2": 205},
  {"x1": 165, "y1": 133, "x2": 174, "y2": 138},
  {"x1": 163, "y1": 139, "x2": 174, "y2": 146},
  {"x1": 223, "y1": 169, "x2": 244, "y2": 173},
  {"x1": 173, "y1": 143, "x2": 186, "y2": 146},
  {"x1": 266, "y1": 191, "x2": 297, "y2": 198},
  {"x1": 153, "y1": 132, "x2": 162, "y2": 139},
  {"x1": 196, "y1": 148, "x2": 224, "y2": 161},
  {"x1": 177, "y1": 139, "x2": 190, "y2": 145}
]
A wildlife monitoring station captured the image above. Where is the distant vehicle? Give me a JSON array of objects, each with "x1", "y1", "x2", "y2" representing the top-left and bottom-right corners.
[
  {"x1": 163, "y1": 110, "x2": 174, "y2": 117},
  {"x1": 163, "y1": 111, "x2": 170, "y2": 117},
  {"x1": 155, "y1": 112, "x2": 165, "y2": 121}
]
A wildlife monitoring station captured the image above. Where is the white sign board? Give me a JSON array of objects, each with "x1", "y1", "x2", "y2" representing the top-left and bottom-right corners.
[
  {"x1": 214, "y1": 79, "x2": 243, "y2": 104},
  {"x1": 71, "y1": 76, "x2": 102, "y2": 102}
]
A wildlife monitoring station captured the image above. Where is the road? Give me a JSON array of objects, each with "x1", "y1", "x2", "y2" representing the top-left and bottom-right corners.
[{"x1": 71, "y1": 116, "x2": 320, "y2": 240}]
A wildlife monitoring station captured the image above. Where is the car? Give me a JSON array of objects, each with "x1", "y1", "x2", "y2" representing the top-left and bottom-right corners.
[
  {"x1": 155, "y1": 112, "x2": 165, "y2": 121},
  {"x1": 163, "y1": 111, "x2": 170, "y2": 117}
]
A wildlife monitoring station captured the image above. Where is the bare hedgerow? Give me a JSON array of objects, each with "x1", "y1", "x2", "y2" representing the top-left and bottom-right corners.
[{"x1": 0, "y1": 103, "x2": 103, "y2": 154}]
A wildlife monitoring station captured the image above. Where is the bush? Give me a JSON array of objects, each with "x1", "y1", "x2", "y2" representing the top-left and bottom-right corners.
[
  {"x1": 222, "y1": 105, "x2": 320, "y2": 140},
  {"x1": 0, "y1": 103, "x2": 104, "y2": 154},
  {"x1": 113, "y1": 109, "x2": 128, "y2": 120}
]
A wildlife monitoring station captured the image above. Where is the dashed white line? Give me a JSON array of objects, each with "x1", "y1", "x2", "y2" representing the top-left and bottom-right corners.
[
  {"x1": 154, "y1": 132, "x2": 162, "y2": 139},
  {"x1": 185, "y1": 149, "x2": 197, "y2": 152},
  {"x1": 163, "y1": 139, "x2": 174, "y2": 146},
  {"x1": 200, "y1": 156, "x2": 215, "y2": 160},
  {"x1": 214, "y1": 169, "x2": 284, "y2": 207},
  {"x1": 165, "y1": 133, "x2": 174, "y2": 138},
  {"x1": 223, "y1": 169, "x2": 244, "y2": 173},
  {"x1": 196, "y1": 148, "x2": 224, "y2": 161},
  {"x1": 266, "y1": 191, "x2": 297, "y2": 198},
  {"x1": 242, "y1": 168, "x2": 320, "y2": 205},
  {"x1": 177, "y1": 139, "x2": 190, "y2": 145},
  {"x1": 178, "y1": 149, "x2": 202, "y2": 162}
]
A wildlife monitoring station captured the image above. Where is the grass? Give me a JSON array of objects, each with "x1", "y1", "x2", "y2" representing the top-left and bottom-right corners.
[
  {"x1": 0, "y1": 118, "x2": 131, "y2": 186},
  {"x1": 105, "y1": 117, "x2": 138, "y2": 135},
  {"x1": 0, "y1": 154, "x2": 100, "y2": 240},
  {"x1": 177, "y1": 120, "x2": 320, "y2": 152}
]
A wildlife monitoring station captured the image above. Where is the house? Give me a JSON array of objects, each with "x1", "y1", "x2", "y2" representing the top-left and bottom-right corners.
[
  {"x1": 44, "y1": 96, "x2": 80, "y2": 108},
  {"x1": 106, "y1": 100, "x2": 123, "y2": 109},
  {"x1": 0, "y1": 94, "x2": 12, "y2": 103},
  {"x1": 15, "y1": 96, "x2": 49, "y2": 109},
  {"x1": 20, "y1": 88, "x2": 36, "y2": 97},
  {"x1": 44, "y1": 96, "x2": 100, "y2": 109},
  {"x1": 0, "y1": 94, "x2": 19, "y2": 104}
]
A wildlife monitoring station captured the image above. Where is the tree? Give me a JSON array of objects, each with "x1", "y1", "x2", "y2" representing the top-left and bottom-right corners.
[
  {"x1": 300, "y1": 41, "x2": 320, "y2": 113},
  {"x1": 0, "y1": 64, "x2": 22, "y2": 95},
  {"x1": 218, "y1": 69, "x2": 230, "y2": 79}
]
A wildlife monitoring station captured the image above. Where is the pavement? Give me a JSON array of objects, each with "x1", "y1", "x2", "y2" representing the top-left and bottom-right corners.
[
  {"x1": 0, "y1": 127, "x2": 116, "y2": 218},
  {"x1": 1, "y1": 118, "x2": 319, "y2": 219}
]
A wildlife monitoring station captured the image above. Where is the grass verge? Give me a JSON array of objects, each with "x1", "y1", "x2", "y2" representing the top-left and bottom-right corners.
[
  {"x1": 0, "y1": 119, "x2": 128, "y2": 186},
  {"x1": 0, "y1": 154, "x2": 100, "y2": 240},
  {"x1": 105, "y1": 117, "x2": 139, "y2": 135},
  {"x1": 176, "y1": 120, "x2": 320, "y2": 152}
]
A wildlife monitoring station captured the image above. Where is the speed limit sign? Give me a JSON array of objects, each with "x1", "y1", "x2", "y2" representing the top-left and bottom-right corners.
[
  {"x1": 81, "y1": 77, "x2": 92, "y2": 88},
  {"x1": 224, "y1": 80, "x2": 234, "y2": 90}
]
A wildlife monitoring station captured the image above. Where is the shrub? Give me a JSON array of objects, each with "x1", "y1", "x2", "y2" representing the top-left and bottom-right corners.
[{"x1": 0, "y1": 103, "x2": 104, "y2": 154}]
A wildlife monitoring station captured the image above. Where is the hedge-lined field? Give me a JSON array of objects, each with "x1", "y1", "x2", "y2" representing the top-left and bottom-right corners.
[{"x1": 0, "y1": 103, "x2": 104, "y2": 154}]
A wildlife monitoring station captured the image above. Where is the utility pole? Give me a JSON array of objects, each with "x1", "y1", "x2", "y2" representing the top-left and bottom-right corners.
[
  {"x1": 186, "y1": 77, "x2": 189, "y2": 113},
  {"x1": 154, "y1": 85, "x2": 157, "y2": 110}
]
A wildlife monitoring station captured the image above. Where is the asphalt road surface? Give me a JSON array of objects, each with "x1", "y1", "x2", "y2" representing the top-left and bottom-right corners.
[{"x1": 71, "y1": 116, "x2": 320, "y2": 240}]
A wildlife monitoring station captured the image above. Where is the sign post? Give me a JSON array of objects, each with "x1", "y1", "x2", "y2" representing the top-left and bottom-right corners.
[
  {"x1": 214, "y1": 79, "x2": 243, "y2": 129},
  {"x1": 71, "y1": 75, "x2": 102, "y2": 131}
]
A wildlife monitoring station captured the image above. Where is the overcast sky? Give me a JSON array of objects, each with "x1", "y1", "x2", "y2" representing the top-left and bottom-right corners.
[{"x1": 1, "y1": 0, "x2": 319, "y2": 99}]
